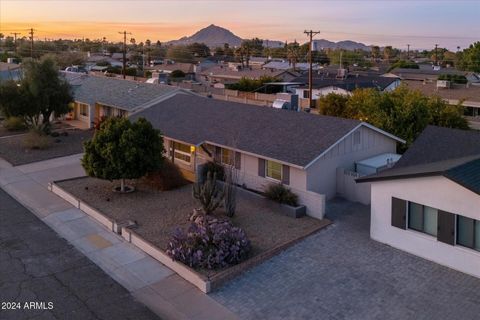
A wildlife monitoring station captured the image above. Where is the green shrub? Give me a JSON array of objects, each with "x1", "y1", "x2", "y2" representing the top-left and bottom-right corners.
[
  {"x1": 264, "y1": 183, "x2": 299, "y2": 207},
  {"x1": 23, "y1": 131, "x2": 52, "y2": 150},
  {"x1": 143, "y1": 160, "x2": 188, "y2": 191},
  {"x1": 170, "y1": 69, "x2": 186, "y2": 78},
  {"x1": 438, "y1": 74, "x2": 468, "y2": 84},
  {"x1": 3, "y1": 117, "x2": 26, "y2": 131},
  {"x1": 201, "y1": 161, "x2": 224, "y2": 181}
]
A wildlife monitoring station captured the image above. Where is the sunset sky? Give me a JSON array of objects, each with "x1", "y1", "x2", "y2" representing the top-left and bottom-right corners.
[{"x1": 1, "y1": 0, "x2": 479, "y2": 50}]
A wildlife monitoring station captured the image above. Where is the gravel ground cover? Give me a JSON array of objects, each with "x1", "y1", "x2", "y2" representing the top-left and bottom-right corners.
[
  {"x1": 57, "y1": 177, "x2": 329, "y2": 273},
  {"x1": 0, "y1": 129, "x2": 93, "y2": 165}
]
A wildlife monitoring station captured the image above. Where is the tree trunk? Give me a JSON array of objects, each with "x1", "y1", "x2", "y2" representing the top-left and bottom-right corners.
[{"x1": 120, "y1": 179, "x2": 125, "y2": 192}]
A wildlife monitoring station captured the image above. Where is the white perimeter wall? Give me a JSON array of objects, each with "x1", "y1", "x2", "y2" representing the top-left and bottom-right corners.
[{"x1": 371, "y1": 176, "x2": 480, "y2": 278}]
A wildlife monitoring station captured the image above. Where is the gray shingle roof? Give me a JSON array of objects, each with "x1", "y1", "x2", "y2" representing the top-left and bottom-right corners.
[
  {"x1": 130, "y1": 94, "x2": 363, "y2": 167},
  {"x1": 395, "y1": 126, "x2": 480, "y2": 168},
  {"x1": 444, "y1": 158, "x2": 480, "y2": 195},
  {"x1": 358, "y1": 126, "x2": 480, "y2": 192},
  {"x1": 63, "y1": 73, "x2": 179, "y2": 111}
]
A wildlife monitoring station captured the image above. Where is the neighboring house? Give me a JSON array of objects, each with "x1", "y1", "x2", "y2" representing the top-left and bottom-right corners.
[
  {"x1": 200, "y1": 64, "x2": 299, "y2": 87},
  {"x1": 62, "y1": 72, "x2": 186, "y2": 128},
  {"x1": 130, "y1": 94, "x2": 403, "y2": 219},
  {"x1": 404, "y1": 80, "x2": 480, "y2": 129},
  {"x1": 111, "y1": 52, "x2": 132, "y2": 62},
  {"x1": 292, "y1": 74, "x2": 401, "y2": 99},
  {"x1": 386, "y1": 65, "x2": 466, "y2": 82},
  {"x1": 86, "y1": 54, "x2": 123, "y2": 68},
  {"x1": 263, "y1": 61, "x2": 320, "y2": 72},
  {"x1": 147, "y1": 62, "x2": 196, "y2": 81},
  {"x1": 0, "y1": 62, "x2": 22, "y2": 82},
  {"x1": 358, "y1": 126, "x2": 480, "y2": 278}
]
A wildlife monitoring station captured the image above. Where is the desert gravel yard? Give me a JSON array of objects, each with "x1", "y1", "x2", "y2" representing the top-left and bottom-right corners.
[
  {"x1": 0, "y1": 129, "x2": 92, "y2": 165},
  {"x1": 56, "y1": 177, "x2": 329, "y2": 267}
]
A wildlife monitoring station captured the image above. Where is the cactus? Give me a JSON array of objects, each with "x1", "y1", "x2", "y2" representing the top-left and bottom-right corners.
[
  {"x1": 192, "y1": 171, "x2": 224, "y2": 215},
  {"x1": 223, "y1": 165, "x2": 238, "y2": 217}
]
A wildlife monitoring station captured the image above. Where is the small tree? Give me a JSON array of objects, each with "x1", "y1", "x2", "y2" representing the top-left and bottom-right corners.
[
  {"x1": 0, "y1": 56, "x2": 73, "y2": 132},
  {"x1": 82, "y1": 117, "x2": 164, "y2": 192},
  {"x1": 192, "y1": 171, "x2": 224, "y2": 214}
]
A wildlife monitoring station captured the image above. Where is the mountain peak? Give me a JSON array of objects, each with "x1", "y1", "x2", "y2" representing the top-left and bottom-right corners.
[{"x1": 167, "y1": 24, "x2": 243, "y2": 47}]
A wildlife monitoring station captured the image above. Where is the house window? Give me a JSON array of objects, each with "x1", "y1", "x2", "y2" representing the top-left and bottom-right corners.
[
  {"x1": 266, "y1": 160, "x2": 282, "y2": 181},
  {"x1": 173, "y1": 142, "x2": 191, "y2": 163},
  {"x1": 303, "y1": 90, "x2": 310, "y2": 99},
  {"x1": 221, "y1": 148, "x2": 234, "y2": 166},
  {"x1": 353, "y1": 131, "x2": 361, "y2": 145},
  {"x1": 407, "y1": 201, "x2": 438, "y2": 236},
  {"x1": 79, "y1": 104, "x2": 88, "y2": 116},
  {"x1": 457, "y1": 216, "x2": 480, "y2": 251}
]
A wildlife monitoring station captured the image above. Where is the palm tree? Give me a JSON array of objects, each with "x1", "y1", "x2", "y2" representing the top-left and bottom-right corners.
[{"x1": 287, "y1": 41, "x2": 300, "y2": 71}]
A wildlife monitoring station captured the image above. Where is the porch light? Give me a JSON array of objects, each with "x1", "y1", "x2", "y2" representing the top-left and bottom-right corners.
[{"x1": 190, "y1": 146, "x2": 196, "y2": 153}]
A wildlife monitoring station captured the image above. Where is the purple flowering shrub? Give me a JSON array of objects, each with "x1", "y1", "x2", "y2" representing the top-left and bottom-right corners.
[{"x1": 166, "y1": 216, "x2": 251, "y2": 270}]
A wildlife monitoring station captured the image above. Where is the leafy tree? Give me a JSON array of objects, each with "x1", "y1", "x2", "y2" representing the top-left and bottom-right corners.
[
  {"x1": 383, "y1": 46, "x2": 393, "y2": 62},
  {"x1": 316, "y1": 86, "x2": 469, "y2": 151},
  {"x1": 317, "y1": 93, "x2": 350, "y2": 118},
  {"x1": 0, "y1": 56, "x2": 73, "y2": 131},
  {"x1": 457, "y1": 42, "x2": 480, "y2": 72},
  {"x1": 226, "y1": 76, "x2": 278, "y2": 92},
  {"x1": 387, "y1": 60, "x2": 419, "y2": 72},
  {"x1": 82, "y1": 117, "x2": 164, "y2": 192},
  {"x1": 166, "y1": 45, "x2": 194, "y2": 63},
  {"x1": 186, "y1": 42, "x2": 210, "y2": 57},
  {"x1": 371, "y1": 46, "x2": 380, "y2": 61},
  {"x1": 170, "y1": 69, "x2": 186, "y2": 78}
]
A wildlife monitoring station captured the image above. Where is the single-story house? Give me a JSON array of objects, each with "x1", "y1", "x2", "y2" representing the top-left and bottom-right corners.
[
  {"x1": 263, "y1": 61, "x2": 320, "y2": 72},
  {"x1": 358, "y1": 126, "x2": 480, "y2": 278},
  {"x1": 200, "y1": 64, "x2": 299, "y2": 87},
  {"x1": 385, "y1": 65, "x2": 466, "y2": 82},
  {"x1": 62, "y1": 72, "x2": 187, "y2": 127},
  {"x1": 292, "y1": 74, "x2": 401, "y2": 99},
  {"x1": 130, "y1": 93, "x2": 404, "y2": 219},
  {"x1": 0, "y1": 62, "x2": 22, "y2": 83}
]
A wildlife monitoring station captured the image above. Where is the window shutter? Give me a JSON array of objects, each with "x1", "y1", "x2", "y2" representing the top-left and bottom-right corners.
[
  {"x1": 282, "y1": 165, "x2": 290, "y2": 185},
  {"x1": 258, "y1": 158, "x2": 265, "y2": 177},
  {"x1": 234, "y1": 152, "x2": 241, "y2": 170},
  {"x1": 437, "y1": 210, "x2": 455, "y2": 245},
  {"x1": 391, "y1": 197, "x2": 406, "y2": 229},
  {"x1": 214, "y1": 146, "x2": 221, "y2": 162}
]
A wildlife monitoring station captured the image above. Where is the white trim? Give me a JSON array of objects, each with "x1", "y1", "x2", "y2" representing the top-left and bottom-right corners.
[{"x1": 304, "y1": 123, "x2": 405, "y2": 169}]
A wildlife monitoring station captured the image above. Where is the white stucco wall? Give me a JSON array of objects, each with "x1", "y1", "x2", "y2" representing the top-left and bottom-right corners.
[
  {"x1": 370, "y1": 176, "x2": 480, "y2": 278},
  {"x1": 306, "y1": 125, "x2": 397, "y2": 199}
]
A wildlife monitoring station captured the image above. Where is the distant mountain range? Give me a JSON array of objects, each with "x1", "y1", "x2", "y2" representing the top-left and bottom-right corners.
[{"x1": 167, "y1": 24, "x2": 373, "y2": 51}]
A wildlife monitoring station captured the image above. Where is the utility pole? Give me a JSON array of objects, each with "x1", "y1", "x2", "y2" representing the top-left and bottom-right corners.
[
  {"x1": 118, "y1": 30, "x2": 132, "y2": 79},
  {"x1": 406, "y1": 44, "x2": 410, "y2": 60},
  {"x1": 304, "y1": 30, "x2": 320, "y2": 109},
  {"x1": 29, "y1": 28, "x2": 35, "y2": 58},
  {"x1": 10, "y1": 32, "x2": 21, "y2": 54},
  {"x1": 434, "y1": 44, "x2": 439, "y2": 66}
]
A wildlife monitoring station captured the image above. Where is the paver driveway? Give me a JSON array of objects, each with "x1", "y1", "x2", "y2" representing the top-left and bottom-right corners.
[
  {"x1": 211, "y1": 199, "x2": 480, "y2": 320},
  {"x1": 0, "y1": 189, "x2": 159, "y2": 320}
]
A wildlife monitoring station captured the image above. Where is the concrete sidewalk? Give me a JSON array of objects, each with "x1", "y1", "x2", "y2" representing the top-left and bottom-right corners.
[{"x1": 0, "y1": 155, "x2": 237, "y2": 320}]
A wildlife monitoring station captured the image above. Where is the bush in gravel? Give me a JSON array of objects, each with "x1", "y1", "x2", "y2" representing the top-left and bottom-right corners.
[
  {"x1": 143, "y1": 160, "x2": 188, "y2": 191},
  {"x1": 167, "y1": 215, "x2": 251, "y2": 270},
  {"x1": 3, "y1": 116, "x2": 26, "y2": 131},
  {"x1": 264, "y1": 183, "x2": 299, "y2": 207},
  {"x1": 23, "y1": 131, "x2": 52, "y2": 150}
]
